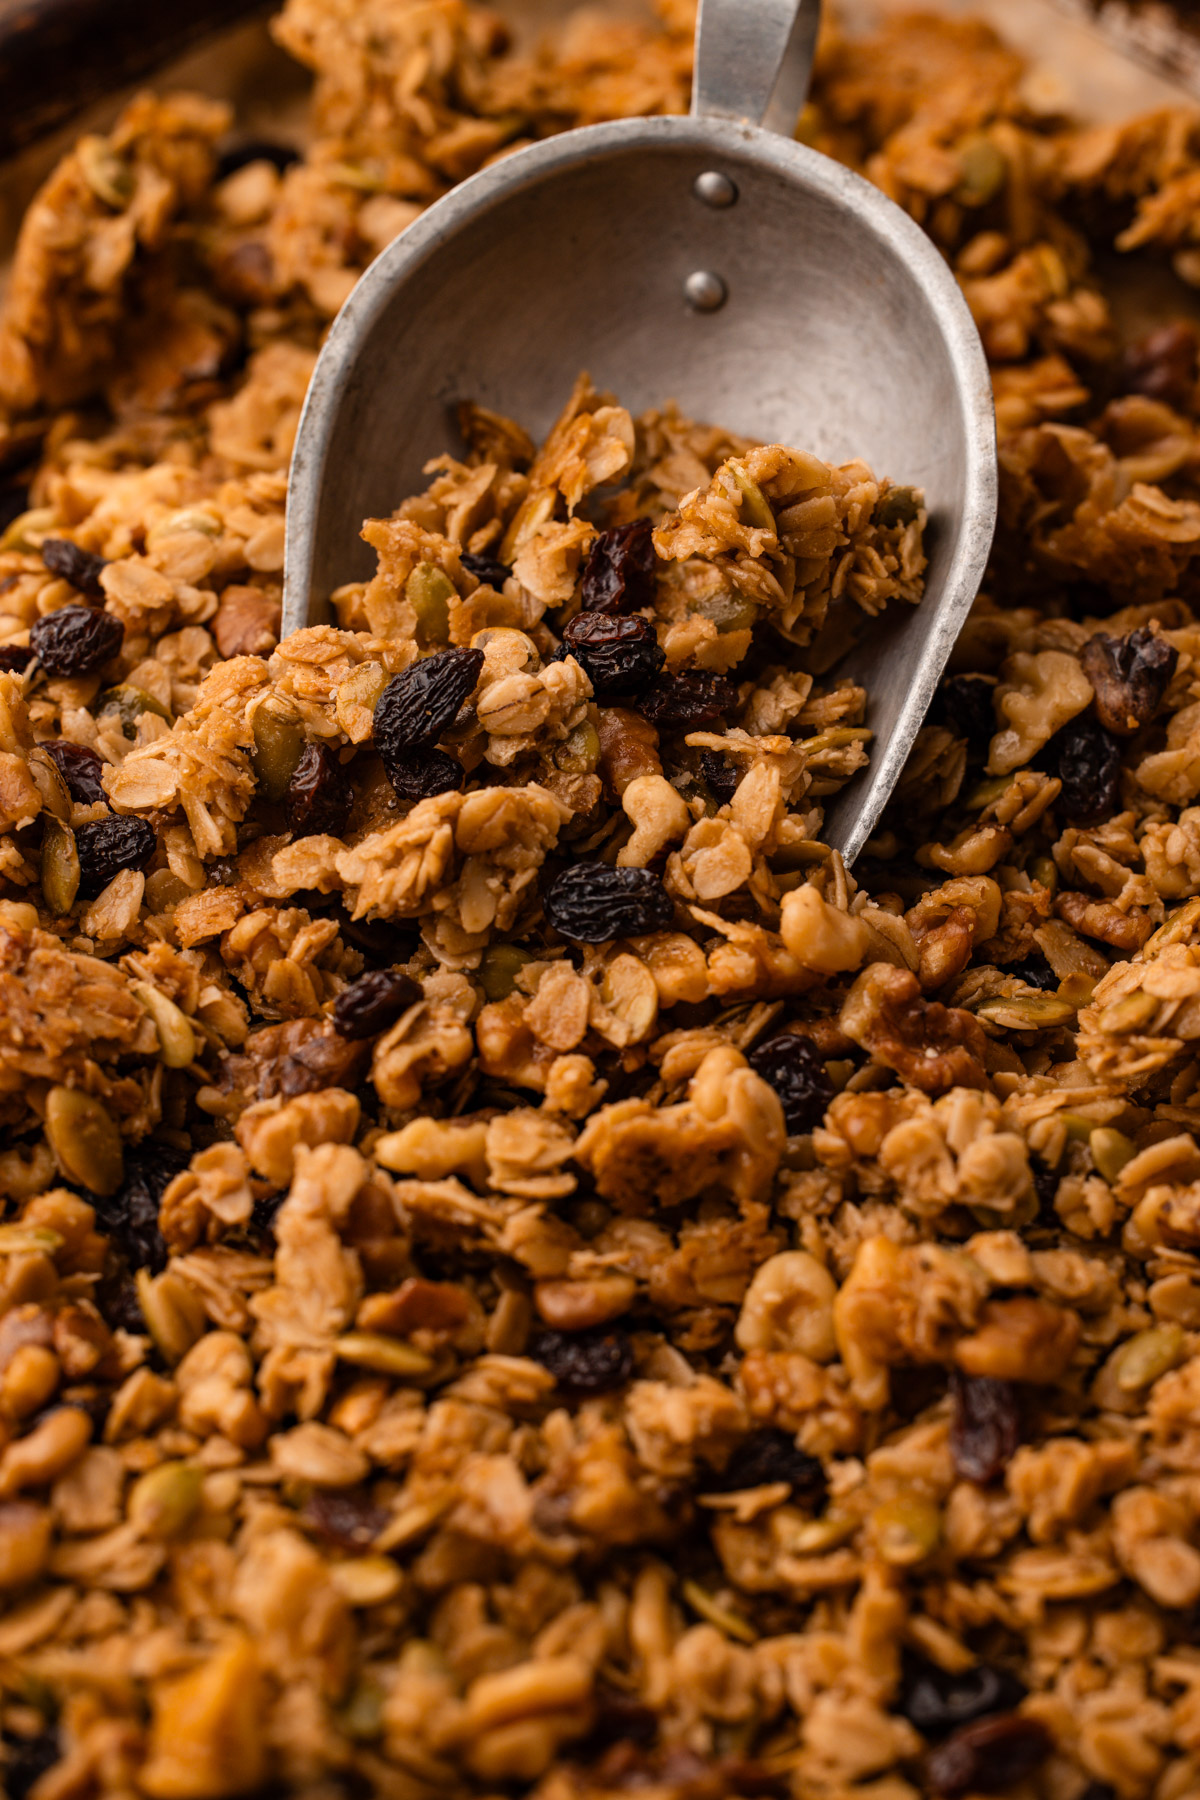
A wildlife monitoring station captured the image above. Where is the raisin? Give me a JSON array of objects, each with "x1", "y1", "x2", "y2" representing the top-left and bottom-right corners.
[
  {"x1": 39, "y1": 537, "x2": 108, "y2": 597},
  {"x1": 544, "y1": 863, "x2": 674, "y2": 943},
  {"x1": 1047, "y1": 716, "x2": 1122, "y2": 826},
  {"x1": 381, "y1": 747, "x2": 463, "y2": 801},
  {"x1": 639, "y1": 670, "x2": 738, "y2": 729},
  {"x1": 580, "y1": 519, "x2": 657, "y2": 614},
  {"x1": 561, "y1": 611, "x2": 665, "y2": 698},
  {"x1": 706, "y1": 1429, "x2": 828, "y2": 1506},
  {"x1": 701, "y1": 749, "x2": 741, "y2": 804},
  {"x1": 30, "y1": 604, "x2": 123, "y2": 678},
  {"x1": 95, "y1": 1271, "x2": 146, "y2": 1334},
  {"x1": 1009, "y1": 951, "x2": 1057, "y2": 990},
  {"x1": 530, "y1": 1326, "x2": 634, "y2": 1394},
  {"x1": 92, "y1": 1142, "x2": 189, "y2": 1275},
  {"x1": 950, "y1": 1372, "x2": 1021, "y2": 1484},
  {"x1": 215, "y1": 137, "x2": 301, "y2": 179},
  {"x1": 1119, "y1": 321, "x2": 1198, "y2": 409},
  {"x1": 286, "y1": 741, "x2": 353, "y2": 837},
  {"x1": 747, "y1": 1034, "x2": 833, "y2": 1134},
  {"x1": 939, "y1": 674, "x2": 995, "y2": 759},
  {"x1": 0, "y1": 644, "x2": 33, "y2": 673},
  {"x1": 460, "y1": 550, "x2": 512, "y2": 587},
  {"x1": 332, "y1": 969, "x2": 420, "y2": 1040},
  {"x1": 75, "y1": 815, "x2": 156, "y2": 897},
  {"x1": 1032, "y1": 1160, "x2": 1060, "y2": 1223},
  {"x1": 221, "y1": 1017, "x2": 371, "y2": 1102},
  {"x1": 898, "y1": 1654, "x2": 1027, "y2": 1739},
  {"x1": 926, "y1": 1713, "x2": 1052, "y2": 1797},
  {"x1": 580, "y1": 1693, "x2": 658, "y2": 1753},
  {"x1": 250, "y1": 1192, "x2": 286, "y2": 1241},
  {"x1": 1078, "y1": 1787, "x2": 1117, "y2": 1800},
  {"x1": 374, "y1": 648, "x2": 483, "y2": 764},
  {"x1": 2, "y1": 1730, "x2": 60, "y2": 1800},
  {"x1": 46, "y1": 741, "x2": 107, "y2": 805},
  {"x1": 303, "y1": 1486, "x2": 387, "y2": 1550},
  {"x1": 0, "y1": 483, "x2": 29, "y2": 534},
  {"x1": 1079, "y1": 627, "x2": 1178, "y2": 736}
]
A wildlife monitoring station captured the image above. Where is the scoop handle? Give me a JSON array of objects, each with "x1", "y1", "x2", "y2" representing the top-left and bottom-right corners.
[{"x1": 691, "y1": 0, "x2": 820, "y2": 137}]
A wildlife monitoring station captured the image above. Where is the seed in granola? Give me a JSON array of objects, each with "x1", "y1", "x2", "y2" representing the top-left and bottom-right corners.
[
  {"x1": 746, "y1": 1034, "x2": 833, "y2": 1134},
  {"x1": 41, "y1": 817, "x2": 80, "y2": 916},
  {"x1": 899, "y1": 1656, "x2": 1027, "y2": 1739},
  {"x1": 707, "y1": 1429, "x2": 828, "y2": 1506},
  {"x1": 93, "y1": 1143, "x2": 189, "y2": 1274},
  {"x1": 460, "y1": 550, "x2": 513, "y2": 588},
  {"x1": 46, "y1": 741, "x2": 106, "y2": 805},
  {"x1": 75, "y1": 815, "x2": 156, "y2": 898},
  {"x1": 374, "y1": 647, "x2": 483, "y2": 756},
  {"x1": 950, "y1": 1372, "x2": 1020, "y2": 1484},
  {"x1": 286, "y1": 741, "x2": 354, "y2": 838},
  {"x1": 638, "y1": 670, "x2": 738, "y2": 729},
  {"x1": 544, "y1": 863, "x2": 673, "y2": 942},
  {"x1": 380, "y1": 747, "x2": 464, "y2": 801},
  {"x1": 580, "y1": 519, "x2": 657, "y2": 614},
  {"x1": 95, "y1": 1272, "x2": 145, "y2": 1335},
  {"x1": 700, "y1": 749, "x2": 740, "y2": 804},
  {"x1": 29, "y1": 605, "x2": 123, "y2": 677},
  {"x1": 303, "y1": 1486, "x2": 388, "y2": 1550},
  {"x1": 479, "y1": 943, "x2": 536, "y2": 1002},
  {"x1": 1047, "y1": 716, "x2": 1122, "y2": 825},
  {"x1": 2, "y1": 1730, "x2": 59, "y2": 1800},
  {"x1": 529, "y1": 1326, "x2": 634, "y2": 1394},
  {"x1": 332, "y1": 969, "x2": 420, "y2": 1040},
  {"x1": 252, "y1": 706, "x2": 305, "y2": 801},
  {"x1": 926, "y1": 1713, "x2": 1052, "y2": 1797},
  {"x1": 0, "y1": 645, "x2": 32, "y2": 672},
  {"x1": 561, "y1": 612, "x2": 665, "y2": 697},
  {"x1": 1119, "y1": 321, "x2": 1199, "y2": 409},
  {"x1": 98, "y1": 685, "x2": 170, "y2": 734},
  {"x1": 405, "y1": 562, "x2": 455, "y2": 645},
  {"x1": 876, "y1": 483, "x2": 922, "y2": 527},
  {"x1": 45, "y1": 1087, "x2": 124, "y2": 1198},
  {"x1": 1079, "y1": 627, "x2": 1178, "y2": 736},
  {"x1": 940, "y1": 674, "x2": 996, "y2": 760},
  {"x1": 39, "y1": 537, "x2": 107, "y2": 597}
]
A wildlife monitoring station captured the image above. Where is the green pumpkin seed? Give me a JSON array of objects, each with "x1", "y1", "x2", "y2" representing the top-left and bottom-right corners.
[
  {"x1": 334, "y1": 1333, "x2": 433, "y2": 1375},
  {"x1": 132, "y1": 982, "x2": 196, "y2": 1069},
  {"x1": 78, "y1": 137, "x2": 134, "y2": 209},
  {"x1": 876, "y1": 486, "x2": 921, "y2": 528},
  {"x1": 479, "y1": 943, "x2": 535, "y2": 1004},
  {"x1": 41, "y1": 817, "x2": 81, "y2": 916},
  {"x1": 252, "y1": 705, "x2": 306, "y2": 802},
  {"x1": 128, "y1": 1461, "x2": 204, "y2": 1539},
  {"x1": 682, "y1": 1580, "x2": 757, "y2": 1644},
  {"x1": 1090, "y1": 1126, "x2": 1136, "y2": 1184},
  {"x1": 27, "y1": 749, "x2": 72, "y2": 822},
  {"x1": 976, "y1": 991, "x2": 1075, "y2": 1030},
  {"x1": 99, "y1": 686, "x2": 171, "y2": 734},
  {"x1": 1113, "y1": 1324, "x2": 1185, "y2": 1392},
  {"x1": 555, "y1": 721, "x2": 600, "y2": 776},
  {"x1": 872, "y1": 1495, "x2": 941, "y2": 1565},
  {"x1": 405, "y1": 563, "x2": 454, "y2": 646},
  {"x1": 955, "y1": 134, "x2": 1007, "y2": 205},
  {"x1": 44, "y1": 1085, "x2": 123, "y2": 1197},
  {"x1": 726, "y1": 460, "x2": 776, "y2": 533}
]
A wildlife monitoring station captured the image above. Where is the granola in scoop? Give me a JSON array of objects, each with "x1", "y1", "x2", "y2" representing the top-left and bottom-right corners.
[{"x1": 4, "y1": 2, "x2": 1200, "y2": 1798}]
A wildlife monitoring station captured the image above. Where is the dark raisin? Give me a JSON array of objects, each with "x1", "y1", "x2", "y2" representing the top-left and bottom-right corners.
[
  {"x1": 1046, "y1": 716, "x2": 1122, "y2": 826},
  {"x1": 0, "y1": 483, "x2": 29, "y2": 534},
  {"x1": 1079, "y1": 627, "x2": 1178, "y2": 736},
  {"x1": 222, "y1": 1017, "x2": 371, "y2": 1103},
  {"x1": 1032, "y1": 1160, "x2": 1060, "y2": 1222},
  {"x1": 950, "y1": 1372, "x2": 1021, "y2": 1484},
  {"x1": 561, "y1": 612, "x2": 665, "y2": 698},
  {"x1": 639, "y1": 670, "x2": 738, "y2": 729},
  {"x1": 579, "y1": 1693, "x2": 659, "y2": 1754},
  {"x1": 701, "y1": 749, "x2": 741, "y2": 804},
  {"x1": 30, "y1": 604, "x2": 123, "y2": 678},
  {"x1": 0, "y1": 644, "x2": 33, "y2": 673},
  {"x1": 75, "y1": 815, "x2": 156, "y2": 898},
  {"x1": 374, "y1": 649, "x2": 483, "y2": 765},
  {"x1": 46, "y1": 741, "x2": 107, "y2": 805},
  {"x1": 2, "y1": 1730, "x2": 60, "y2": 1800},
  {"x1": 460, "y1": 550, "x2": 512, "y2": 587},
  {"x1": 706, "y1": 1429, "x2": 828, "y2": 1506},
  {"x1": 39, "y1": 537, "x2": 108, "y2": 597},
  {"x1": 216, "y1": 137, "x2": 301, "y2": 179},
  {"x1": 332, "y1": 969, "x2": 420, "y2": 1040},
  {"x1": 95, "y1": 1272, "x2": 146, "y2": 1334},
  {"x1": 530, "y1": 1326, "x2": 634, "y2": 1394},
  {"x1": 747, "y1": 1034, "x2": 834, "y2": 1134},
  {"x1": 303, "y1": 1486, "x2": 387, "y2": 1550},
  {"x1": 580, "y1": 519, "x2": 657, "y2": 614},
  {"x1": 285, "y1": 741, "x2": 353, "y2": 837},
  {"x1": 92, "y1": 1142, "x2": 190, "y2": 1275},
  {"x1": 1009, "y1": 952, "x2": 1057, "y2": 990},
  {"x1": 939, "y1": 674, "x2": 996, "y2": 759},
  {"x1": 544, "y1": 863, "x2": 674, "y2": 943},
  {"x1": 926, "y1": 1713, "x2": 1052, "y2": 1797},
  {"x1": 1119, "y1": 321, "x2": 1198, "y2": 409},
  {"x1": 898, "y1": 1654, "x2": 1027, "y2": 1739},
  {"x1": 1077, "y1": 1786, "x2": 1117, "y2": 1800},
  {"x1": 381, "y1": 747, "x2": 464, "y2": 801}
]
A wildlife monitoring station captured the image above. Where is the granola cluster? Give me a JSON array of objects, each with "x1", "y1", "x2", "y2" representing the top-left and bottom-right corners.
[{"x1": 5, "y1": 3, "x2": 1200, "y2": 1798}]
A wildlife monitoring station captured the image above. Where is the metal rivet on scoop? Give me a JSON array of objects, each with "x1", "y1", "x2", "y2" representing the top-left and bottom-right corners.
[
  {"x1": 694, "y1": 170, "x2": 737, "y2": 207},
  {"x1": 684, "y1": 270, "x2": 727, "y2": 312}
]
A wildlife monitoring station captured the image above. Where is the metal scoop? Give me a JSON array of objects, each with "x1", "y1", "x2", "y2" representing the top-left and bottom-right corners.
[{"x1": 282, "y1": 0, "x2": 997, "y2": 864}]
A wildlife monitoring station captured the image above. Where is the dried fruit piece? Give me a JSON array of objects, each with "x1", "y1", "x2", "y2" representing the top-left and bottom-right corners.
[
  {"x1": 530, "y1": 1326, "x2": 634, "y2": 1394},
  {"x1": 1119, "y1": 321, "x2": 1198, "y2": 408},
  {"x1": 302, "y1": 1485, "x2": 387, "y2": 1550},
  {"x1": 332, "y1": 969, "x2": 420, "y2": 1040},
  {"x1": 46, "y1": 741, "x2": 106, "y2": 805},
  {"x1": 39, "y1": 537, "x2": 107, "y2": 596},
  {"x1": 561, "y1": 612, "x2": 665, "y2": 697},
  {"x1": 639, "y1": 670, "x2": 738, "y2": 729},
  {"x1": 45, "y1": 1087, "x2": 124, "y2": 1198},
  {"x1": 940, "y1": 674, "x2": 995, "y2": 759},
  {"x1": 747, "y1": 1034, "x2": 833, "y2": 1134},
  {"x1": 93, "y1": 1142, "x2": 189, "y2": 1273},
  {"x1": 1047, "y1": 716, "x2": 1122, "y2": 826},
  {"x1": 460, "y1": 550, "x2": 512, "y2": 588},
  {"x1": 580, "y1": 519, "x2": 657, "y2": 614},
  {"x1": 0, "y1": 645, "x2": 32, "y2": 673},
  {"x1": 949, "y1": 1372, "x2": 1020, "y2": 1484},
  {"x1": 544, "y1": 863, "x2": 673, "y2": 943},
  {"x1": 1, "y1": 1729, "x2": 59, "y2": 1800},
  {"x1": 899, "y1": 1656, "x2": 1027, "y2": 1739},
  {"x1": 381, "y1": 747, "x2": 463, "y2": 802},
  {"x1": 1079, "y1": 628, "x2": 1178, "y2": 736},
  {"x1": 701, "y1": 749, "x2": 741, "y2": 804},
  {"x1": 75, "y1": 815, "x2": 157, "y2": 898},
  {"x1": 374, "y1": 648, "x2": 483, "y2": 757},
  {"x1": 286, "y1": 741, "x2": 353, "y2": 838},
  {"x1": 706, "y1": 1429, "x2": 827, "y2": 1506},
  {"x1": 30, "y1": 605, "x2": 123, "y2": 677},
  {"x1": 926, "y1": 1713, "x2": 1052, "y2": 1797}
]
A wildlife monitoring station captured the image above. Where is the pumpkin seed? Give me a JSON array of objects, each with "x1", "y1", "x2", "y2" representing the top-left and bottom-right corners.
[
  {"x1": 955, "y1": 134, "x2": 1007, "y2": 205},
  {"x1": 726, "y1": 460, "x2": 776, "y2": 533},
  {"x1": 78, "y1": 137, "x2": 135, "y2": 209},
  {"x1": 405, "y1": 563, "x2": 454, "y2": 645},
  {"x1": 0, "y1": 1225, "x2": 62, "y2": 1256},
  {"x1": 872, "y1": 1495, "x2": 941, "y2": 1565},
  {"x1": 98, "y1": 686, "x2": 171, "y2": 734},
  {"x1": 252, "y1": 704, "x2": 306, "y2": 801},
  {"x1": 1031, "y1": 856, "x2": 1059, "y2": 895},
  {"x1": 681, "y1": 1580, "x2": 757, "y2": 1643},
  {"x1": 128, "y1": 1461, "x2": 204, "y2": 1539},
  {"x1": 695, "y1": 592, "x2": 758, "y2": 633},
  {"x1": 1090, "y1": 1126, "x2": 1136, "y2": 1185},
  {"x1": 876, "y1": 485, "x2": 921, "y2": 528},
  {"x1": 0, "y1": 507, "x2": 56, "y2": 555},
  {"x1": 44, "y1": 1085, "x2": 123, "y2": 1196},
  {"x1": 1113, "y1": 1324, "x2": 1185, "y2": 1392},
  {"x1": 478, "y1": 943, "x2": 535, "y2": 1003},
  {"x1": 135, "y1": 1268, "x2": 206, "y2": 1364},
  {"x1": 41, "y1": 817, "x2": 81, "y2": 916},
  {"x1": 334, "y1": 1333, "x2": 433, "y2": 1376},
  {"x1": 976, "y1": 991, "x2": 1075, "y2": 1030},
  {"x1": 27, "y1": 749, "x2": 72, "y2": 821},
  {"x1": 132, "y1": 982, "x2": 196, "y2": 1069},
  {"x1": 329, "y1": 1555, "x2": 403, "y2": 1606},
  {"x1": 555, "y1": 721, "x2": 600, "y2": 776},
  {"x1": 1098, "y1": 991, "x2": 1158, "y2": 1034}
]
